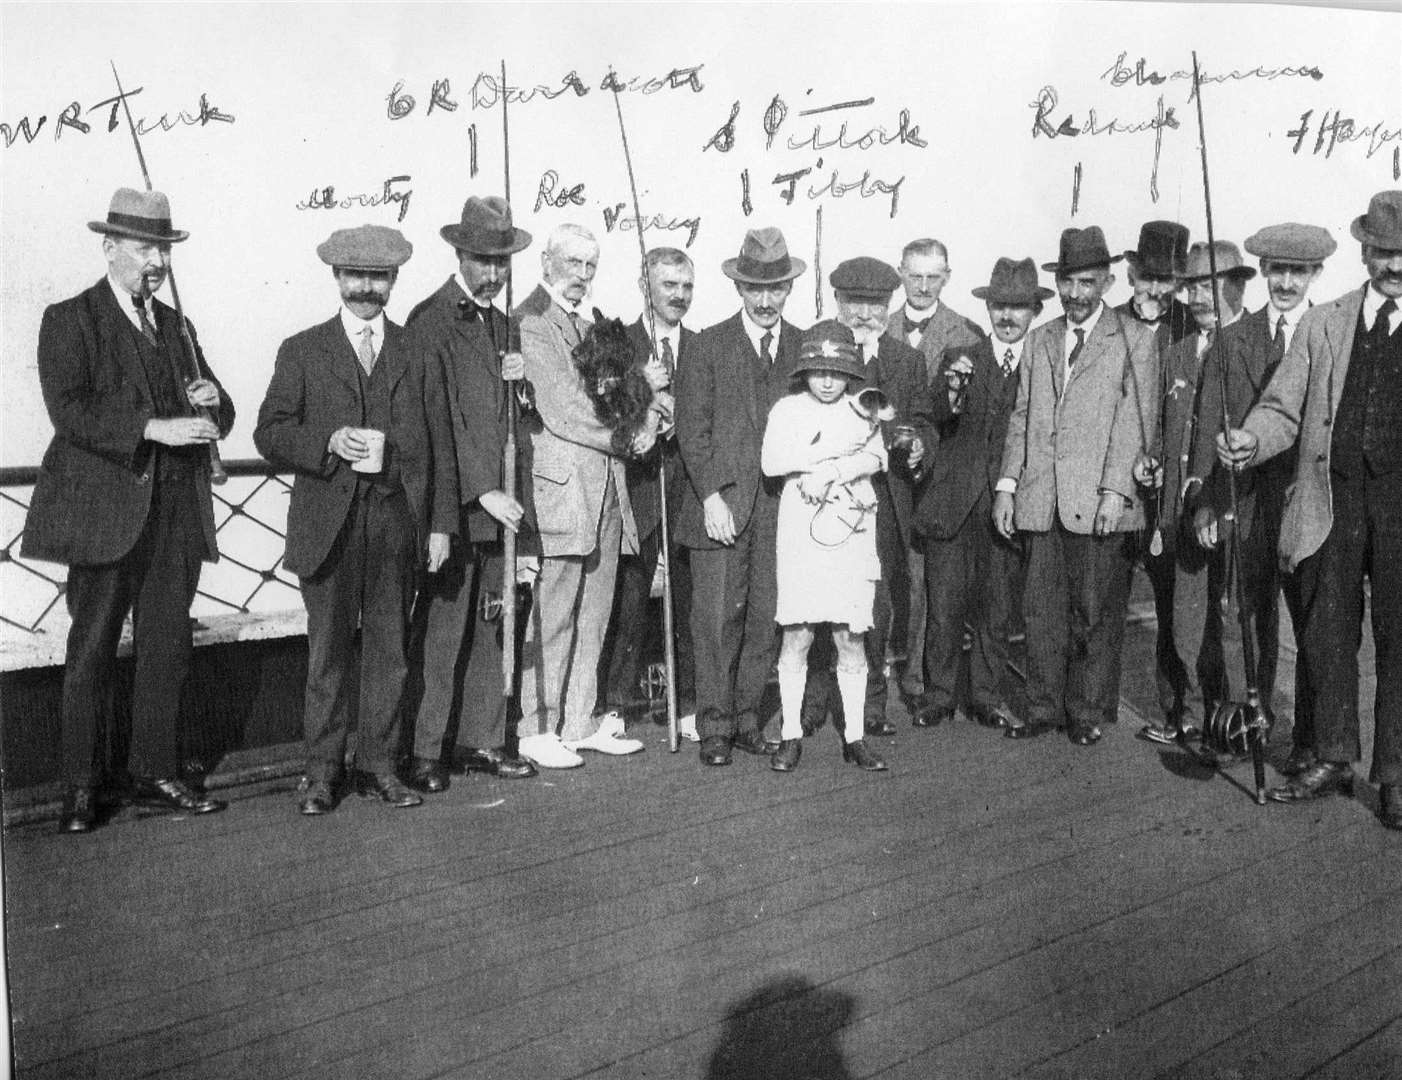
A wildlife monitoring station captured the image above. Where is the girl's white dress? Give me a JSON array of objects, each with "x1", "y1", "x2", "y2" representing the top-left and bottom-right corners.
[{"x1": 760, "y1": 392, "x2": 888, "y2": 631}]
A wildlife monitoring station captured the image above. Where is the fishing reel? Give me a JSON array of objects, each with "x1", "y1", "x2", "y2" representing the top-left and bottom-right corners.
[{"x1": 1201, "y1": 699, "x2": 1272, "y2": 758}]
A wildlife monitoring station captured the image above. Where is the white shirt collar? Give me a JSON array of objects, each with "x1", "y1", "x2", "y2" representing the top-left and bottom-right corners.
[
  {"x1": 904, "y1": 300, "x2": 939, "y2": 324},
  {"x1": 339, "y1": 305, "x2": 385, "y2": 353},
  {"x1": 1065, "y1": 301, "x2": 1104, "y2": 354},
  {"x1": 990, "y1": 333, "x2": 1026, "y2": 371},
  {"x1": 453, "y1": 271, "x2": 500, "y2": 313},
  {"x1": 741, "y1": 310, "x2": 778, "y2": 357},
  {"x1": 1364, "y1": 281, "x2": 1402, "y2": 334},
  {"x1": 650, "y1": 319, "x2": 683, "y2": 363},
  {"x1": 108, "y1": 274, "x2": 150, "y2": 331}
]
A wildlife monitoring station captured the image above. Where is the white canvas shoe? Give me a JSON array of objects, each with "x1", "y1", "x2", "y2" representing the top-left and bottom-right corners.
[
  {"x1": 517, "y1": 733, "x2": 584, "y2": 769},
  {"x1": 564, "y1": 727, "x2": 645, "y2": 755},
  {"x1": 677, "y1": 713, "x2": 699, "y2": 742}
]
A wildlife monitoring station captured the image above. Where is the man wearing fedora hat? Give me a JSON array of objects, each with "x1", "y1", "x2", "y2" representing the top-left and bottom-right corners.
[
  {"x1": 400, "y1": 196, "x2": 539, "y2": 793},
  {"x1": 912, "y1": 256, "x2": 1051, "y2": 737},
  {"x1": 25, "y1": 187, "x2": 236, "y2": 832},
  {"x1": 1118, "y1": 220, "x2": 1194, "y2": 347},
  {"x1": 1131, "y1": 241, "x2": 1254, "y2": 747},
  {"x1": 1182, "y1": 223, "x2": 1335, "y2": 769},
  {"x1": 255, "y1": 224, "x2": 455, "y2": 814},
  {"x1": 1219, "y1": 190, "x2": 1402, "y2": 828},
  {"x1": 676, "y1": 226, "x2": 805, "y2": 766},
  {"x1": 994, "y1": 226, "x2": 1156, "y2": 745}
]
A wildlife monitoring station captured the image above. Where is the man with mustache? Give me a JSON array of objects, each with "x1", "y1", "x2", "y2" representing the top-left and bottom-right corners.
[
  {"x1": 598, "y1": 247, "x2": 697, "y2": 729},
  {"x1": 912, "y1": 257, "x2": 1051, "y2": 737},
  {"x1": 255, "y1": 224, "x2": 455, "y2": 814},
  {"x1": 994, "y1": 227, "x2": 1156, "y2": 745},
  {"x1": 800, "y1": 257, "x2": 933, "y2": 742},
  {"x1": 1218, "y1": 190, "x2": 1402, "y2": 829},
  {"x1": 1132, "y1": 242, "x2": 1253, "y2": 747},
  {"x1": 400, "y1": 196, "x2": 539, "y2": 793},
  {"x1": 676, "y1": 227, "x2": 804, "y2": 766},
  {"x1": 1118, "y1": 220, "x2": 1194, "y2": 347},
  {"x1": 1184, "y1": 223, "x2": 1335, "y2": 772},
  {"x1": 886, "y1": 238, "x2": 983, "y2": 701},
  {"x1": 25, "y1": 187, "x2": 235, "y2": 832}
]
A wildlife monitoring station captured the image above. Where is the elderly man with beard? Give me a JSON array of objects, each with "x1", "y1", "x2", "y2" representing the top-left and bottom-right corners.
[
  {"x1": 800, "y1": 257, "x2": 932, "y2": 741},
  {"x1": 1219, "y1": 191, "x2": 1402, "y2": 829},
  {"x1": 1184, "y1": 224, "x2": 1335, "y2": 774},
  {"x1": 1117, "y1": 220, "x2": 1195, "y2": 347},
  {"x1": 24, "y1": 187, "x2": 235, "y2": 832},
  {"x1": 912, "y1": 257, "x2": 1052, "y2": 736},
  {"x1": 1132, "y1": 241, "x2": 1253, "y2": 747},
  {"x1": 255, "y1": 225, "x2": 455, "y2": 814}
]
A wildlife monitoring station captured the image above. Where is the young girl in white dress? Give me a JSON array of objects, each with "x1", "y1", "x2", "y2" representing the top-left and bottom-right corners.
[{"x1": 760, "y1": 320, "x2": 889, "y2": 773}]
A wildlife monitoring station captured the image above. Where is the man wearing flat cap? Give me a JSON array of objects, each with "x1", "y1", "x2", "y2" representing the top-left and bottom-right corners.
[
  {"x1": 1180, "y1": 224, "x2": 1335, "y2": 769},
  {"x1": 801, "y1": 256, "x2": 932, "y2": 741},
  {"x1": 676, "y1": 227, "x2": 804, "y2": 766},
  {"x1": 1118, "y1": 220, "x2": 1194, "y2": 347},
  {"x1": 400, "y1": 196, "x2": 539, "y2": 793},
  {"x1": 255, "y1": 224, "x2": 455, "y2": 814},
  {"x1": 994, "y1": 226, "x2": 1156, "y2": 746},
  {"x1": 24, "y1": 187, "x2": 235, "y2": 833},
  {"x1": 1219, "y1": 190, "x2": 1402, "y2": 829},
  {"x1": 912, "y1": 257, "x2": 1051, "y2": 737},
  {"x1": 1131, "y1": 241, "x2": 1254, "y2": 746}
]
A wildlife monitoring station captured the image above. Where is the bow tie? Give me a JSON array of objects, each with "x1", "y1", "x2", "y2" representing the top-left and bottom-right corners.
[
  {"x1": 906, "y1": 313, "x2": 932, "y2": 334},
  {"x1": 457, "y1": 298, "x2": 485, "y2": 321}
]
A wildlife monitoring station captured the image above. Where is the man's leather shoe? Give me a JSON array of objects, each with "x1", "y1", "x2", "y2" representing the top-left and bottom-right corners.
[
  {"x1": 1139, "y1": 720, "x2": 1200, "y2": 746},
  {"x1": 770, "y1": 739, "x2": 802, "y2": 772},
  {"x1": 842, "y1": 739, "x2": 888, "y2": 771},
  {"x1": 864, "y1": 718, "x2": 897, "y2": 737},
  {"x1": 972, "y1": 702, "x2": 1023, "y2": 730},
  {"x1": 354, "y1": 771, "x2": 423, "y2": 808},
  {"x1": 1005, "y1": 718, "x2": 1058, "y2": 740},
  {"x1": 461, "y1": 747, "x2": 537, "y2": 780},
  {"x1": 699, "y1": 735, "x2": 732, "y2": 767},
  {"x1": 733, "y1": 729, "x2": 780, "y2": 756},
  {"x1": 912, "y1": 705, "x2": 953, "y2": 728},
  {"x1": 408, "y1": 757, "x2": 450, "y2": 793},
  {"x1": 1379, "y1": 784, "x2": 1402, "y2": 831},
  {"x1": 130, "y1": 777, "x2": 227, "y2": 814},
  {"x1": 58, "y1": 787, "x2": 96, "y2": 834},
  {"x1": 298, "y1": 778, "x2": 336, "y2": 816},
  {"x1": 1268, "y1": 761, "x2": 1354, "y2": 803},
  {"x1": 1067, "y1": 722, "x2": 1102, "y2": 746},
  {"x1": 1278, "y1": 745, "x2": 1317, "y2": 777}
]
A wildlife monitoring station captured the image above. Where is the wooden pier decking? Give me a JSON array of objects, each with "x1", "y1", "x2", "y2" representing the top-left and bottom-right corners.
[{"x1": 3, "y1": 613, "x2": 1399, "y2": 1080}]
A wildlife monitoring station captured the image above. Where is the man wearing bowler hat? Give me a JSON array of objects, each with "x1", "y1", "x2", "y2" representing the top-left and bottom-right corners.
[
  {"x1": 24, "y1": 187, "x2": 235, "y2": 832},
  {"x1": 993, "y1": 226, "x2": 1157, "y2": 746},
  {"x1": 1183, "y1": 224, "x2": 1335, "y2": 771},
  {"x1": 1219, "y1": 190, "x2": 1402, "y2": 829},
  {"x1": 1131, "y1": 241, "x2": 1254, "y2": 747},
  {"x1": 912, "y1": 257, "x2": 1052, "y2": 737},
  {"x1": 1118, "y1": 220, "x2": 1194, "y2": 347},
  {"x1": 255, "y1": 224, "x2": 455, "y2": 814},
  {"x1": 401, "y1": 196, "x2": 539, "y2": 793},
  {"x1": 675, "y1": 227, "x2": 805, "y2": 766}
]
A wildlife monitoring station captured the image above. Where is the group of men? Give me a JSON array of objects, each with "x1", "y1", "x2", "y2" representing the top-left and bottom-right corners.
[{"x1": 27, "y1": 182, "x2": 1402, "y2": 834}]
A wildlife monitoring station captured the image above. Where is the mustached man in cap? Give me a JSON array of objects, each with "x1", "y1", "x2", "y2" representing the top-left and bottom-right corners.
[
  {"x1": 255, "y1": 224, "x2": 455, "y2": 814},
  {"x1": 800, "y1": 257, "x2": 932, "y2": 741},
  {"x1": 1118, "y1": 220, "x2": 1194, "y2": 347},
  {"x1": 24, "y1": 187, "x2": 235, "y2": 832},
  {"x1": 1131, "y1": 241, "x2": 1254, "y2": 746},
  {"x1": 675, "y1": 227, "x2": 804, "y2": 767},
  {"x1": 1219, "y1": 191, "x2": 1402, "y2": 829},
  {"x1": 1182, "y1": 224, "x2": 1336, "y2": 770},
  {"x1": 913, "y1": 257, "x2": 1052, "y2": 737},
  {"x1": 994, "y1": 226, "x2": 1157, "y2": 746},
  {"x1": 398, "y1": 196, "x2": 539, "y2": 794}
]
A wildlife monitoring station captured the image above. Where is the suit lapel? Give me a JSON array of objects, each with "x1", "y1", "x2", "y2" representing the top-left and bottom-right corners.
[
  {"x1": 378, "y1": 320, "x2": 408, "y2": 394},
  {"x1": 1048, "y1": 319, "x2": 1068, "y2": 400},
  {"x1": 1066, "y1": 306, "x2": 1119, "y2": 394},
  {"x1": 320, "y1": 316, "x2": 365, "y2": 394},
  {"x1": 1325, "y1": 286, "x2": 1367, "y2": 415},
  {"x1": 93, "y1": 282, "x2": 155, "y2": 401}
]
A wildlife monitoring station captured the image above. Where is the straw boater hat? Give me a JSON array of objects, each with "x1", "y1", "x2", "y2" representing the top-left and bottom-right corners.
[
  {"x1": 1349, "y1": 190, "x2": 1402, "y2": 248},
  {"x1": 1042, "y1": 226, "x2": 1123, "y2": 275},
  {"x1": 971, "y1": 257, "x2": 1055, "y2": 304},
  {"x1": 439, "y1": 195, "x2": 532, "y2": 255},
  {"x1": 1123, "y1": 221, "x2": 1190, "y2": 278},
  {"x1": 1178, "y1": 241, "x2": 1257, "y2": 284},
  {"x1": 316, "y1": 224, "x2": 413, "y2": 270},
  {"x1": 723, "y1": 227, "x2": 806, "y2": 284},
  {"x1": 88, "y1": 187, "x2": 188, "y2": 243},
  {"x1": 1243, "y1": 223, "x2": 1337, "y2": 265},
  {"x1": 791, "y1": 319, "x2": 865, "y2": 382}
]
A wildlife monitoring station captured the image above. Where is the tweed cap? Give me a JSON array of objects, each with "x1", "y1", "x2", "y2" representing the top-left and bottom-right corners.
[
  {"x1": 317, "y1": 224, "x2": 413, "y2": 270},
  {"x1": 88, "y1": 187, "x2": 188, "y2": 243},
  {"x1": 830, "y1": 256, "x2": 901, "y2": 301},
  {"x1": 1244, "y1": 223, "x2": 1337, "y2": 264},
  {"x1": 791, "y1": 319, "x2": 865, "y2": 382}
]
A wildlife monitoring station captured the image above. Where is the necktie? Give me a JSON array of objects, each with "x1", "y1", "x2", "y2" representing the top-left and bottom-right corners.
[
  {"x1": 907, "y1": 313, "x2": 932, "y2": 337},
  {"x1": 760, "y1": 330, "x2": 774, "y2": 366},
  {"x1": 1374, "y1": 297, "x2": 1398, "y2": 338},
  {"x1": 131, "y1": 295, "x2": 159, "y2": 346},
  {"x1": 1001, "y1": 348, "x2": 1015, "y2": 377},
  {"x1": 660, "y1": 336, "x2": 675, "y2": 381},
  {"x1": 1067, "y1": 327, "x2": 1085, "y2": 368},
  {"x1": 1267, "y1": 313, "x2": 1287, "y2": 370},
  {"x1": 357, "y1": 325, "x2": 376, "y2": 374},
  {"x1": 1196, "y1": 328, "x2": 1214, "y2": 359},
  {"x1": 457, "y1": 298, "x2": 480, "y2": 321}
]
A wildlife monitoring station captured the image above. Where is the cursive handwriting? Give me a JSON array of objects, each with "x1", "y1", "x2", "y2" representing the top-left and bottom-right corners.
[
  {"x1": 1100, "y1": 52, "x2": 1324, "y2": 101},
  {"x1": 535, "y1": 170, "x2": 587, "y2": 210},
  {"x1": 601, "y1": 204, "x2": 701, "y2": 248},
  {"x1": 296, "y1": 175, "x2": 413, "y2": 223},
  {"x1": 387, "y1": 66, "x2": 704, "y2": 119},
  {"x1": 703, "y1": 95, "x2": 927, "y2": 153},
  {"x1": 1286, "y1": 108, "x2": 1401, "y2": 162},
  {"x1": 2, "y1": 85, "x2": 233, "y2": 149}
]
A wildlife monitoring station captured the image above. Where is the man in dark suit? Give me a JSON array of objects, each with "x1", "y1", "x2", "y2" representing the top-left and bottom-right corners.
[
  {"x1": 911, "y1": 257, "x2": 1051, "y2": 736},
  {"x1": 401, "y1": 196, "x2": 538, "y2": 794},
  {"x1": 802, "y1": 256, "x2": 933, "y2": 740},
  {"x1": 675, "y1": 227, "x2": 804, "y2": 766},
  {"x1": 885, "y1": 238, "x2": 983, "y2": 700},
  {"x1": 994, "y1": 227, "x2": 1157, "y2": 746},
  {"x1": 1219, "y1": 190, "x2": 1402, "y2": 829},
  {"x1": 598, "y1": 247, "x2": 697, "y2": 725},
  {"x1": 255, "y1": 225, "x2": 455, "y2": 814},
  {"x1": 1185, "y1": 224, "x2": 1334, "y2": 773},
  {"x1": 24, "y1": 187, "x2": 235, "y2": 833}
]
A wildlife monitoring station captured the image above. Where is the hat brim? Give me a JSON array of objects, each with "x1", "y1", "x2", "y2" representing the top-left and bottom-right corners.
[
  {"x1": 972, "y1": 285, "x2": 1055, "y2": 303},
  {"x1": 88, "y1": 221, "x2": 188, "y2": 244},
  {"x1": 1041, "y1": 253, "x2": 1124, "y2": 274},
  {"x1": 722, "y1": 256, "x2": 806, "y2": 284},
  {"x1": 439, "y1": 224, "x2": 533, "y2": 255},
  {"x1": 789, "y1": 360, "x2": 865, "y2": 382},
  {"x1": 1179, "y1": 266, "x2": 1258, "y2": 284},
  {"x1": 1350, "y1": 215, "x2": 1402, "y2": 248},
  {"x1": 1123, "y1": 252, "x2": 1185, "y2": 277}
]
